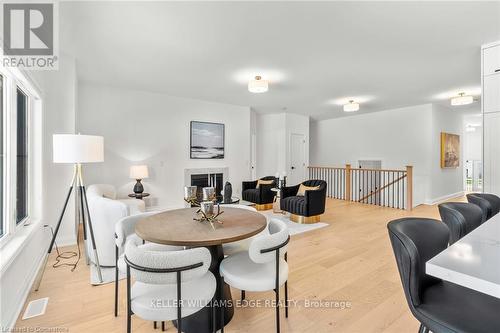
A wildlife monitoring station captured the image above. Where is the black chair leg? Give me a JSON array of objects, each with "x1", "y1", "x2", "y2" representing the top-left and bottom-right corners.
[
  {"x1": 220, "y1": 276, "x2": 225, "y2": 333},
  {"x1": 241, "y1": 290, "x2": 245, "y2": 300},
  {"x1": 114, "y1": 245, "x2": 119, "y2": 317},
  {"x1": 126, "y1": 265, "x2": 132, "y2": 333},
  {"x1": 275, "y1": 250, "x2": 280, "y2": 333},
  {"x1": 161, "y1": 321, "x2": 165, "y2": 331},
  {"x1": 418, "y1": 324, "x2": 429, "y2": 333},
  {"x1": 153, "y1": 322, "x2": 157, "y2": 329},
  {"x1": 284, "y1": 281, "x2": 288, "y2": 318}
]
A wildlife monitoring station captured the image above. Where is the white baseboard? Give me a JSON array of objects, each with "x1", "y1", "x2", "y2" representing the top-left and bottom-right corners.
[
  {"x1": 5, "y1": 244, "x2": 48, "y2": 330},
  {"x1": 425, "y1": 191, "x2": 465, "y2": 205}
]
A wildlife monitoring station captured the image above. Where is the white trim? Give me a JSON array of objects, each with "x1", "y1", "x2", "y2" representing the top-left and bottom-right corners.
[
  {"x1": 4, "y1": 233, "x2": 48, "y2": 330},
  {"x1": 481, "y1": 40, "x2": 500, "y2": 50},
  {"x1": 424, "y1": 191, "x2": 465, "y2": 205},
  {"x1": 0, "y1": 60, "x2": 43, "y2": 248},
  {"x1": 0, "y1": 219, "x2": 46, "y2": 274}
]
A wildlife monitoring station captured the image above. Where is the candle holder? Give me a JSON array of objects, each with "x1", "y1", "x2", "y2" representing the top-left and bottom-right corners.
[
  {"x1": 194, "y1": 201, "x2": 224, "y2": 229},
  {"x1": 184, "y1": 186, "x2": 223, "y2": 228},
  {"x1": 184, "y1": 186, "x2": 201, "y2": 207}
]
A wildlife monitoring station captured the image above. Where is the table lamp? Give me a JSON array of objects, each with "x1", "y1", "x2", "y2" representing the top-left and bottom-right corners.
[
  {"x1": 34, "y1": 134, "x2": 105, "y2": 290},
  {"x1": 130, "y1": 165, "x2": 149, "y2": 194}
]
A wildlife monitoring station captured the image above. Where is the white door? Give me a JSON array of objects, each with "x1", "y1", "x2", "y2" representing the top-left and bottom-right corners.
[
  {"x1": 289, "y1": 133, "x2": 306, "y2": 185},
  {"x1": 251, "y1": 134, "x2": 257, "y2": 179}
]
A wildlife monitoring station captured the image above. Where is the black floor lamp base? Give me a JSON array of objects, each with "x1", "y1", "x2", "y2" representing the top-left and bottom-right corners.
[{"x1": 33, "y1": 164, "x2": 103, "y2": 291}]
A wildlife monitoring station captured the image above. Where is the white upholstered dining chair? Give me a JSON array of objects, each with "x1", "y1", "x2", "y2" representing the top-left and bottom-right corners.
[
  {"x1": 114, "y1": 212, "x2": 183, "y2": 317},
  {"x1": 219, "y1": 218, "x2": 290, "y2": 333},
  {"x1": 124, "y1": 238, "x2": 216, "y2": 333}
]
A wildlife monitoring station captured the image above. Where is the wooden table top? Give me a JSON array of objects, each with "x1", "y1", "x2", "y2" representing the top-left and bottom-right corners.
[{"x1": 135, "y1": 207, "x2": 267, "y2": 246}]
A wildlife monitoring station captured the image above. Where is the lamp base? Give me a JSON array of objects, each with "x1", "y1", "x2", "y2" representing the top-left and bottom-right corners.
[{"x1": 133, "y1": 179, "x2": 144, "y2": 194}]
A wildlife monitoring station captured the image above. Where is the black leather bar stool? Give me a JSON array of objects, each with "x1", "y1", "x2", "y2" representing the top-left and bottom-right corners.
[
  {"x1": 387, "y1": 218, "x2": 500, "y2": 333},
  {"x1": 438, "y1": 202, "x2": 483, "y2": 244},
  {"x1": 466, "y1": 193, "x2": 500, "y2": 221}
]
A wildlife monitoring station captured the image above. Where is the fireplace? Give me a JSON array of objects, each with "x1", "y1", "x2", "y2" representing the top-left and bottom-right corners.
[
  {"x1": 184, "y1": 167, "x2": 229, "y2": 202},
  {"x1": 191, "y1": 173, "x2": 223, "y2": 200}
]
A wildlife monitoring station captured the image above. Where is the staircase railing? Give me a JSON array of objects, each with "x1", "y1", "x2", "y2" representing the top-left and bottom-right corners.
[{"x1": 308, "y1": 165, "x2": 413, "y2": 210}]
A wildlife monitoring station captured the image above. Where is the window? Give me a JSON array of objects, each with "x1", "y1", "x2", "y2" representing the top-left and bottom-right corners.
[
  {"x1": 0, "y1": 67, "x2": 40, "y2": 243},
  {"x1": 0, "y1": 75, "x2": 4, "y2": 237},
  {"x1": 16, "y1": 88, "x2": 28, "y2": 224}
]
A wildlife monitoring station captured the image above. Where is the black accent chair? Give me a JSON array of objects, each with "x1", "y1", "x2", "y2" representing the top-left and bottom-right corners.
[
  {"x1": 242, "y1": 176, "x2": 277, "y2": 210},
  {"x1": 387, "y1": 218, "x2": 500, "y2": 333},
  {"x1": 466, "y1": 193, "x2": 500, "y2": 221},
  {"x1": 438, "y1": 202, "x2": 483, "y2": 245},
  {"x1": 280, "y1": 180, "x2": 327, "y2": 223}
]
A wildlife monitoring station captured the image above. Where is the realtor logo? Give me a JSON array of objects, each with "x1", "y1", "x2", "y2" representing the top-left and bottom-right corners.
[{"x1": 2, "y1": 2, "x2": 58, "y2": 69}]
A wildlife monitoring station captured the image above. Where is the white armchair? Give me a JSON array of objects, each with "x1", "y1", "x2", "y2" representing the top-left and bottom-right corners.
[{"x1": 86, "y1": 184, "x2": 146, "y2": 266}]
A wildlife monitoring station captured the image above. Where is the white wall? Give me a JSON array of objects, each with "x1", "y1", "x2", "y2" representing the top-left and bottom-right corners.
[
  {"x1": 0, "y1": 54, "x2": 77, "y2": 328},
  {"x1": 255, "y1": 113, "x2": 309, "y2": 183},
  {"x1": 77, "y1": 83, "x2": 251, "y2": 209},
  {"x1": 429, "y1": 104, "x2": 464, "y2": 201},
  {"x1": 311, "y1": 104, "x2": 433, "y2": 206},
  {"x1": 310, "y1": 104, "x2": 464, "y2": 206},
  {"x1": 256, "y1": 113, "x2": 287, "y2": 178}
]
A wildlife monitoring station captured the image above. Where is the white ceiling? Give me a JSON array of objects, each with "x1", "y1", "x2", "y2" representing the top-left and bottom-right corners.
[{"x1": 60, "y1": 1, "x2": 500, "y2": 120}]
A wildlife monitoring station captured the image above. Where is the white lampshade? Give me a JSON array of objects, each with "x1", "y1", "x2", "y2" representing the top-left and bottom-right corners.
[
  {"x1": 130, "y1": 165, "x2": 149, "y2": 180},
  {"x1": 248, "y1": 76, "x2": 268, "y2": 93},
  {"x1": 53, "y1": 134, "x2": 104, "y2": 164},
  {"x1": 451, "y1": 93, "x2": 473, "y2": 106},
  {"x1": 343, "y1": 100, "x2": 360, "y2": 112}
]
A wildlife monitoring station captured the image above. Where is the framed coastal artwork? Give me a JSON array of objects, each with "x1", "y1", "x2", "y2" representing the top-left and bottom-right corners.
[
  {"x1": 190, "y1": 121, "x2": 225, "y2": 159},
  {"x1": 440, "y1": 132, "x2": 460, "y2": 168}
]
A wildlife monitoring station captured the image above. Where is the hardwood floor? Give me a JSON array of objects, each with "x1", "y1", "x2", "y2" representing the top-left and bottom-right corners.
[{"x1": 15, "y1": 198, "x2": 463, "y2": 333}]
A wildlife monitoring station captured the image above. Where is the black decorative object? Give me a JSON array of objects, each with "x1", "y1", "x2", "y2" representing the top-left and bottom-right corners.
[
  {"x1": 223, "y1": 182, "x2": 232, "y2": 203},
  {"x1": 133, "y1": 179, "x2": 144, "y2": 194},
  {"x1": 190, "y1": 121, "x2": 225, "y2": 159}
]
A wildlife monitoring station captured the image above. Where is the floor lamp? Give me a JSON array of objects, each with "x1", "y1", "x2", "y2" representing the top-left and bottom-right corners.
[{"x1": 34, "y1": 134, "x2": 105, "y2": 291}]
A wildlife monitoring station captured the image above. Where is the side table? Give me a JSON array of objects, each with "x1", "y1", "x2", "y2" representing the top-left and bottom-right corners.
[{"x1": 128, "y1": 193, "x2": 150, "y2": 200}]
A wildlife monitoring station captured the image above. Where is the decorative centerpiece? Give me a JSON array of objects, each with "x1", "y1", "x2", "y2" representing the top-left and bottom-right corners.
[
  {"x1": 194, "y1": 201, "x2": 224, "y2": 227},
  {"x1": 184, "y1": 186, "x2": 224, "y2": 228},
  {"x1": 184, "y1": 186, "x2": 199, "y2": 206}
]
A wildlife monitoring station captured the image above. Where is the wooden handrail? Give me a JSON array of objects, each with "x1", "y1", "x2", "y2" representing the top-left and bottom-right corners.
[
  {"x1": 351, "y1": 167, "x2": 407, "y2": 173},
  {"x1": 357, "y1": 173, "x2": 407, "y2": 203},
  {"x1": 307, "y1": 166, "x2": 346, "y2": 170},
  {"x1": 309, "y1": 166, "x2": 407, "y2": 173}
]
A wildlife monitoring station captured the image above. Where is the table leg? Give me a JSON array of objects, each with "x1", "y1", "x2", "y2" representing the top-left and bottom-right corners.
[{"x1": 173, "y1": 244, "x2": 234, "y2": 333}]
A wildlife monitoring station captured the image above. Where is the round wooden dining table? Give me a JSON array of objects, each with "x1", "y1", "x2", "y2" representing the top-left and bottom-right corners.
[{"x1": 135, "y1": 207, "x2": 267, "y2": 333}]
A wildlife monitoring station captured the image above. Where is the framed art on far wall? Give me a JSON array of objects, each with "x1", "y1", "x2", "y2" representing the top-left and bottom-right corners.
[
  {"x1": 440, "y1": 132, "x2": 460, "y2": 168},
  {"x1": 190, "y1": 121, "x2": 225, "y2": 159}
]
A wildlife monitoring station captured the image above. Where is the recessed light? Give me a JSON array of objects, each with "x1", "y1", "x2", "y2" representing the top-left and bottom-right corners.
[
  {"x1": 343, "y1": 100, "x2": 360, "y2": 112},
  {"x1": 451, "y1": 92, "x2": 473, "y2": 106},
  {"x1": 248, "y1": 76, "x2": 268, "y2": 93}
]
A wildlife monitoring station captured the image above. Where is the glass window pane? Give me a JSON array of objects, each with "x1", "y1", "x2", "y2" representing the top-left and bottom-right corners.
[
  {"x1": 0, "y1": 76, "x2": 3, "y2": 236},
  {"x1": 16, "y1": 88, "x2": 28, "y2": 224}
]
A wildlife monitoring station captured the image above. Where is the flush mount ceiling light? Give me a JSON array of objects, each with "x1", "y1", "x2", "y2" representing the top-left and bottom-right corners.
[
  {"x1": 343, "y1": 100, "x2": 360, "y2": 112},
  {"x1": 451, "y1": 92, "x2": 474, "y2": 106},
  {"x1": 465, "y1": 125, "x2": 476, "y2": 132},
  {"x1": 248, "y1": 76, "x2": 268, "y2": 93}
]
